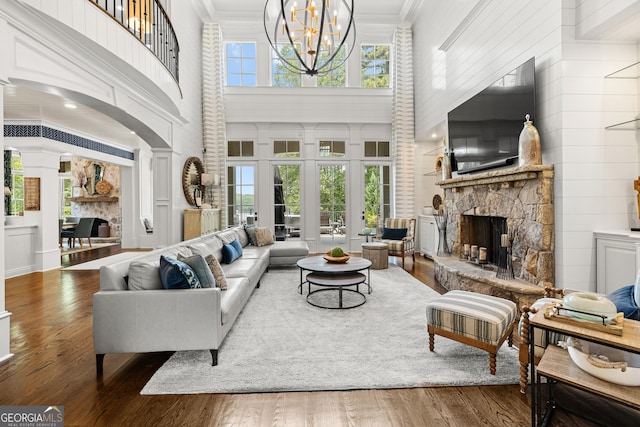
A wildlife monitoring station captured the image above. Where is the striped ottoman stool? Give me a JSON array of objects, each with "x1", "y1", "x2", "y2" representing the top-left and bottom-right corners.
[{"x1": 426, "y1": 290, "x2": 518, "y2": 375}]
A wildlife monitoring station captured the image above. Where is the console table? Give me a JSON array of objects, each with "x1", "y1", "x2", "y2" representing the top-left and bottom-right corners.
[{"x1": 529, "y1": 304, "x2": 640, "y2": 426}]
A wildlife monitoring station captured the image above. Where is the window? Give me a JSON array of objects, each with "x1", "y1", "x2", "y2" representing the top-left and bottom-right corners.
[
  {"x1": 274, "y1": 141, "x2": 300, "y2": 158},
  {"x1": 60, "y1": 177, "x2": 72, "y2": 217},
  {"x1": 317, "y1": 45, "x2": 347, "y2": 87},
  {"x1": 319, "y1": 140, "x2": 345, "y2": 157},
  {"x1": 8, "y1": 154, "x2": 24, "y2": 216},
  {"x1": 361, "y1": 45, "x2": 390, "y2": 88},
  {"x1": 227, "y1": 165, "x2": 255, "y2": 226},
  {"x1": 228, "y1": 141, "x2": 254, "y2": 157},
  {"x1": 272, "y1": 44, "x2": 302, "y2": 87},
  {"x1": 226, "y1": 43, "x2": 256, "y2": 86},
  {"x1": 363, "y1": 165, "x2": 391, "y2": 228},
  {"x1": 364, "y1": 141, "x2": 390, "y2": 157}
]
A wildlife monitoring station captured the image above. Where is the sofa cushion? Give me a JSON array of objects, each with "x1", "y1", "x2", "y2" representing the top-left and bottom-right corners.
[
  {"x1": 127, "y1": 260, "x2": 163, "y2": 290},
  {"x1": 205, "y1": 254, "x2": 227, "y2": 290},
  {"x1": 220, "y1": 277, "x2": 253, "y2": 325},
  {"x1": 269, "y1": 241, "x2": 309, "y2": 258},
  {"x1": 222, "y1": 240, "x2": 242, "y2": 264},
  {"x1": 178, "y1": 254, "x2": 215, "y2": 288},
  {"x1": 159, "y1": 256, "x2": 202, "y2": 289},
  {"x1": 217, "y1": 227, "x2": 239, "y2": 244},
  {"x1": 608, "y1": 285, "x2": 640, "y2": 320},
  {"x1": 245, "y1": 225, "x2": 257, "y2": 246},
  {"x1": 255, "y1": 227, "x2": 275, "y2": 246},
  {"x1": 382, "y1": 227, "x2": 407, "y2": 240},
  {"x1": 236, "y1": 226, "x2": 250, "y2": 247}
]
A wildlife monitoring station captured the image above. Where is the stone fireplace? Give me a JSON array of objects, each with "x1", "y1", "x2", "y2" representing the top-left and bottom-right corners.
[{"x1": 434, "y1": 165, "x2": 554, "y2": 307}]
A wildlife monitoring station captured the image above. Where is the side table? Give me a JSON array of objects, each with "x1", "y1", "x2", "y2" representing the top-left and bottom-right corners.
[{"x1": 362, "y1": 242, "x2": 388, "y2": 270}]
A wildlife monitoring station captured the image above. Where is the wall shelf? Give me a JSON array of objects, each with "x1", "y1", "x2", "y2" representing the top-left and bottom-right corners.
[
  {"x1": 67, "y1": 197, "x2": 119, "y2": 203},
  {"x1": 605, "y1": 61, "x2": 639, "y2": 130}
]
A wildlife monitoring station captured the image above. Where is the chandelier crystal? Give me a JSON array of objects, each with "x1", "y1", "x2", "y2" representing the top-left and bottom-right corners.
[{"x1": 264, "y1": 0, "x2": 356, "y2": 76}]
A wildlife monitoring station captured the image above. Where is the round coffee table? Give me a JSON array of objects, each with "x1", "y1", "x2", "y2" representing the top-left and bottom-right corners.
[
  {"x1": 296, "y1": 256, "x2": 372, "y2": 308},
  {"x1": 305, "y1": 272, "x2": 367, "y2": 309}
]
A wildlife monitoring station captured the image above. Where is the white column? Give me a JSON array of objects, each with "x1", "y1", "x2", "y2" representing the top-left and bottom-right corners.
[
  {"x1": 18, "y1": 148, "x2": 62, "y2": 273},
  {"x1": 151, "y1": 148, "x2": 176, "y2": 247},
  {"x1": 0, "y1": 80, "x2": 13, "y2": 363}
]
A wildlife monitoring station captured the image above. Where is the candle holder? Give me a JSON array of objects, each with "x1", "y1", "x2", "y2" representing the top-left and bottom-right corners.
[
  {"x1": 497, "y1": 231, "x2": 515, "y2": 279},
  {"x1": 434, "y1": 209, "x2": 450, "y2": 256}
]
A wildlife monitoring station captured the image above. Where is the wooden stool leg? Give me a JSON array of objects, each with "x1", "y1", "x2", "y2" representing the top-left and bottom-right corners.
[
  {"x1": 489, "y1": 351, "x2": 497, "y2": 375},
  {"x1": 427, "y1": 325, "x2": 435, "y2": 351}
]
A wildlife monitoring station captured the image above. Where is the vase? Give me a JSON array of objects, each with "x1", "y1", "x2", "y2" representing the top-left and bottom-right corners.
[
  {"x1": 442, "y1": 152, "x2": 452, "y2": 180},
  {"x1": 518, "y1": 114, "x2": 542, "y2": 167}
]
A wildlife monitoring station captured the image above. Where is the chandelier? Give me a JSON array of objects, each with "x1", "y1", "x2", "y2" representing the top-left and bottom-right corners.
[{"x1": 264, "y1": 0, "x2": 356, "y2": 76}]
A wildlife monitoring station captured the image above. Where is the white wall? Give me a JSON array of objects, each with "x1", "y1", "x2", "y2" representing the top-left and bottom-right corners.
[{"x1": 412, "y1": 0, "x2": 639, "y2": 291}]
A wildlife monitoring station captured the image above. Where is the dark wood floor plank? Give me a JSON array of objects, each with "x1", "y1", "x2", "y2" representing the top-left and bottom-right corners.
[{"x1": 0, "y1": 247, "x2": 597, "y2": 426}]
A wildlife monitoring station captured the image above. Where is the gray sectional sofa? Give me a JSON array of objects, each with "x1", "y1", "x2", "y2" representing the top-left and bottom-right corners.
[{"x1": 93, "y1": 225, "x2": 309, "y2": 374}]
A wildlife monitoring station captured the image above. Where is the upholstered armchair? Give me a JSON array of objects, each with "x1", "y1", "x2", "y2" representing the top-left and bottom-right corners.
[{"x1": 375, "y1": 218, "x2": 416, "y2": 269}]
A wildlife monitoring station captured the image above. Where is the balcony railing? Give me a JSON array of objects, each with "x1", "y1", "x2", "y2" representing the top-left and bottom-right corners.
[{"x1": 89, "y1": 0, "x2": 179, "y2": 82}]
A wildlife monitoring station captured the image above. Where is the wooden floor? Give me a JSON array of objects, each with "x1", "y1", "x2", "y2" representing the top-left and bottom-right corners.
[{"x1": 0, "y1": 247, "x2": 597, "y2": 426}]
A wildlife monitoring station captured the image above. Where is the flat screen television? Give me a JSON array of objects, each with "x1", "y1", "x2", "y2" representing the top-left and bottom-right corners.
[{"x1": 448, "y1": 57, "x2": 535, "y2": 175}]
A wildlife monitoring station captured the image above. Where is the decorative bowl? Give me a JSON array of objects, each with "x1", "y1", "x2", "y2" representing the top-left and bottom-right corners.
[
  {"x1": 562, "y1": 292, "x2": 617, "y2": 323},
  {"x1": 324, "y1": 252, "x2": 350, "y2": 263},
  {"x1": 565, "y1": 337, "x2": 640, "y2": 386}
]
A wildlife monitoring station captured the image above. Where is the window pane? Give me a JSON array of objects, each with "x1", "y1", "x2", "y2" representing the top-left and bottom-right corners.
[
  {"x1": 274, "y1": 141, "x2": 286, "y2": 155},
  {"x1": 227, "y1": 43, "x2": 241, "y2": 57},
  {"x1": 228, "y1": 141, "x2": 241, "y2": 157},
  {"x1": 242, "y1": 75, "x2": 256, "y2": 86},
  {"x1": 378, "y1": 141, "x2": 390, "y2": 157},
  {"x1": 242, "y1": 58, "x2": 256, "y2": 73},
  {"x1": 334, "y1": 141, "x2": 345, "y2": 154},
  {"x1": 289, "y1": 141, "x2": 300, "y2": 155},
  {"x1": 242, "y1": 43, "x2": 255, "y2": 57},
  {"x1": 364, "y1": 141, "x2": 376, "y2": 157},
  {"x1": 242, "y1": 141, "x2": 254, "y2": 157},
  {"x1": 227, "y1": 74, "x2": 241, "y2": 86},
  {"x1": 228, "y1": 58, "x2": 241, "y2": 73},
  {"x1": 319, "y1": 141, "x2": 331, "y2": 156}
]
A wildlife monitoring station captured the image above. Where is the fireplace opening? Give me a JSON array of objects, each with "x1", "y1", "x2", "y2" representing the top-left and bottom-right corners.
[{"x1": 460, "y1": 215, "x2": 507, "y2": 266}]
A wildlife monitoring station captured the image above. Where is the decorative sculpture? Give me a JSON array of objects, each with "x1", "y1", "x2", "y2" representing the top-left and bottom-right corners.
[{"x1": 518, "y1": 114, "x2": 542, "y2": 167}]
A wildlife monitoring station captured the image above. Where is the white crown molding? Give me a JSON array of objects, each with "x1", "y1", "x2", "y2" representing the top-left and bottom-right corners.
[
  {"x1": 400, "y1": 0, "x2": 424, "y2": 26},
  {"x1": 438, "y1": 0, "x2": 490, "y2": 52}
]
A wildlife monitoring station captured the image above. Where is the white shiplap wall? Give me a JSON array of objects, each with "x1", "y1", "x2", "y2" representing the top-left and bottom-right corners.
[{"x1": 412, "y1": 0, "x2": 639, "y2": 291}]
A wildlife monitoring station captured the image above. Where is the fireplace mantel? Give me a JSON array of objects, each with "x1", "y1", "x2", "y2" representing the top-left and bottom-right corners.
[{"x1": 436, "y1": 165, "x2": 554, "y2": 190}]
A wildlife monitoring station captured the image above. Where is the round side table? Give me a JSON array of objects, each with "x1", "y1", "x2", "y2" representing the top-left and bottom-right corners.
[{"x1": 362, "y1": 242, "x2": 388, "y2": 270}]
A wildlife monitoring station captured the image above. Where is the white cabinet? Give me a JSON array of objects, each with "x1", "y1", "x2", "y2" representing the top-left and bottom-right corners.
[
  {"x1": 418, "y1": 215, "x2": 439, "y2": 259},
  {"x1": 595, "y1": 231, "x2": 640, "y2": 295}
]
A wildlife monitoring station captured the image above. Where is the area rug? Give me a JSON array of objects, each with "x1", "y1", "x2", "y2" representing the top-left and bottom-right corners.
[
  {"x1": 141, "y1": 265, "x2": 520, "y2": 395},
  {"x1": 62, "y1": 251, "x2": 145, "y2": 270},
  {"x1": 60, "y1": 242, "x2": 118, "y2": 256}
]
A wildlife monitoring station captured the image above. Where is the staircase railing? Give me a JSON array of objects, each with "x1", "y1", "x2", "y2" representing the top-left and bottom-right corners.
[{"x1": 89, "y1": 0, "x2": 179, "y2": 82}]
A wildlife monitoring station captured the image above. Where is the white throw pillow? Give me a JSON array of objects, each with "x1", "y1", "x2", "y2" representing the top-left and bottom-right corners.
[{"x1": 128, "y1": 261, "x2": 163, "y2": 290}]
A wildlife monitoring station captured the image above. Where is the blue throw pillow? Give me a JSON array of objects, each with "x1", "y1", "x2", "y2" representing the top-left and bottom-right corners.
[
  {"x1": 159, "y1": 255, "x2": 202, "y2": 289},
  {"x1": 231, "y1": 239, "x2": 243, "y2": 256},
  {"x1": 382, "y1": 227, "x2": 407, "y2": 240},
  {"x1": 221, "y1": 241, "x2": 241, "y2": 264},
  {"x1": 607, "y1": 285, "x2": 640, "y2": 320}
]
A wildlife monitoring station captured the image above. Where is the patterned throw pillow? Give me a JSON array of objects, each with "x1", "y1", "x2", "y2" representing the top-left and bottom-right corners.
[
  {"x1": 177, "y1": 254, "x2": 215, "y2": 288},
  {"x1": 205, "y1": 254, "x2": 227, "y2": 290},
  {"x1": 159, "y1": 255, "x2": 202, "y2": 289},
  {"x1": 254, "y1": 227, "x2": 275, "y2": 247}
]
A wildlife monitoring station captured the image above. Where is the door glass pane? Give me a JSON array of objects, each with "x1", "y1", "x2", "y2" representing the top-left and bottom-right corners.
[
  {"x1": 227, "y1": 165, "x2": 255, "y2": 226},
  {"x1": 274, "y1": 164, "x2": 301, "y2": 241},
  {"x1": 319, "y1": 164, "x2": 346, "y2": 249},
  {"x1": 364, "y1": 165, "x2": 391, "y2": 228}
]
